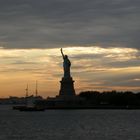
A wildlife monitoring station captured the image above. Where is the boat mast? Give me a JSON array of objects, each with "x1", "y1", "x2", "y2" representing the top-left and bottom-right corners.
[
  {"x1": 35, "y1": 80, "x2": 38, "y2": 97},
  {"x1": 25, "y1": 84, "x2": 29, "y2": 98}
]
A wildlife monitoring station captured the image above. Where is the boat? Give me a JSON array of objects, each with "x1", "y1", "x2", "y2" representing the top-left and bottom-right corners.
[
  {"x1": 18, "y1": 106, "x2": 45, "y2": 111},
  {"x1": 13, "y1": 82, "x2": 45, "y2": 111},
  {"x1": 13, "y1": 105, "x2": 26, "y2": 110}
]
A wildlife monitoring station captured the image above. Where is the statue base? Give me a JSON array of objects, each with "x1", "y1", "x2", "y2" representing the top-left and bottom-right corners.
[{"x1": 59, "y1": 77, "x2": 76, "y2": 97}]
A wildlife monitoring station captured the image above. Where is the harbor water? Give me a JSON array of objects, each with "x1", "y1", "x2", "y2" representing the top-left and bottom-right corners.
[{"x1": 0, "y1": 105, "x2": 140, "y2": 140}]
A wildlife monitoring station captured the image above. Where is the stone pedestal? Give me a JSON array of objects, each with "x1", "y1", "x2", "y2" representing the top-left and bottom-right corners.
[{"x1": 59, "y1": 77, "x2": 76, "y2": 97}]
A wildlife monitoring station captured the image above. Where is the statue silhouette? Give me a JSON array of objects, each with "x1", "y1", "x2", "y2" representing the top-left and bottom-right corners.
[{"x1": 60, "y1": 48, "x2": 71, "y2": 78}]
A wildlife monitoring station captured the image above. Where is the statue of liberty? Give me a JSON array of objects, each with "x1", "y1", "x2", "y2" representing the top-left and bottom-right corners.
[
  {"x1": 60, "y1": 48, "x2": 71, "y2": 78},
  {"x1": 59, "y1": 48, "x2": 76, "y2": 96}
]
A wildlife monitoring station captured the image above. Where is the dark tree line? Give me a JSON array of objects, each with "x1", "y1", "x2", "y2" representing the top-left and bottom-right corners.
[{"x1": 78, "y1": 91, "x2": 140, "y2": 106}]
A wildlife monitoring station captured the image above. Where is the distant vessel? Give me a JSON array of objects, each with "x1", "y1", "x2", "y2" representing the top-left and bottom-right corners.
[
  {"x1": 18, "y1": 106, "x2": 45, "y2": 111},
  {"x1": 13, "y1": 82, "x2": 45, "y2": 111}
]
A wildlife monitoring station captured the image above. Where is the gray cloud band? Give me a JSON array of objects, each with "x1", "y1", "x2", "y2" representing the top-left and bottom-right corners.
[{"x1": 0, "y1": 0, "x2": 139, "y2": 49}]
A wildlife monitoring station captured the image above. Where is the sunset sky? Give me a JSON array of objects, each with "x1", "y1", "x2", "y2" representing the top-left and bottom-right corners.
[{"x1": 0, "y1": 0, "x2": 140, "y2": 98}]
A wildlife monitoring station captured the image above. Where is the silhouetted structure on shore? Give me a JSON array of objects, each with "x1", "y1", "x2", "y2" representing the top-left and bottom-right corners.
[
  {"x1": 0, "y1": 95, "x2": 43, "y2": 105},
  {"x1": 78, "y1": 90, "x2": 140, "y2": 106},
  {"x1": 1, "y1": 91, "x2": 140, "y2": 109}
]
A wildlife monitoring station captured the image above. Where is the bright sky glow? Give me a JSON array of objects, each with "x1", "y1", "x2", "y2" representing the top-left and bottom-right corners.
[{"x1": 0, "y1": 46, "x2": 139, "y2": 97}]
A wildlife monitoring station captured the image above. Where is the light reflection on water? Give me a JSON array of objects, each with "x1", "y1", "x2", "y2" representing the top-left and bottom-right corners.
[{"x1": 0, "y1": 105, "x2": 140, "y2": 140}]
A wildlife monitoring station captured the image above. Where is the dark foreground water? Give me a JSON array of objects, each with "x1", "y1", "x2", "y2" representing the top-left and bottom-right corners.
[{"x1": 0, "y1": 106, "x2": 140, "y2": 140}]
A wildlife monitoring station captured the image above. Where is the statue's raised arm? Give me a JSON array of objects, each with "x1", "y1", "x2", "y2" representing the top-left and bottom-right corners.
[
  {"x1": 60, "y1": 48, "x2": 71, "y2": 78},
  {"x1": 60, "y1": 48, "x2": 65, "y2": 59}
]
